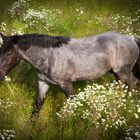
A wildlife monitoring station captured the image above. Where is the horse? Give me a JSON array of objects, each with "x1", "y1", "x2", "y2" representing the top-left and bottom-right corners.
[{"x1": 0, "y1": 31, "x2": 140, "y2": 113}]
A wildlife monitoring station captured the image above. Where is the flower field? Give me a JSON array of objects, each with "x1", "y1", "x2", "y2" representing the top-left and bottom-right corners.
[{"x1": 0, "y1": 0, "x2": 140, "y2": 140}]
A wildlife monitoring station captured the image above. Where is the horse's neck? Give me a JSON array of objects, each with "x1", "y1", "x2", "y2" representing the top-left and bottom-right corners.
[
  {"x1": 19, "y1": 46, "x2": 49, "y2": 68},
  {"x1": 18, "y1": 36, "x2": 97, "y2": 68}
]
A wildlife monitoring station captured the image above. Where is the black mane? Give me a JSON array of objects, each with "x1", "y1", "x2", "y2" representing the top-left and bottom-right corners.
[
  {"x1": 19, "y1": 34, "x2": 70, "y2": 50},
  {"x1": 0, "y1": 36, "x2": 15, "y2": 54}
]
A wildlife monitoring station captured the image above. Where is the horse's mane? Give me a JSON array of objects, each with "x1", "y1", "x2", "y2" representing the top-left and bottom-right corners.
[
  {"x1": 0, "y1": 37, "x2": 14, "y2": 54},
  {"x1": 19, "y1": 34, "x2": 70, "y2": 50}
]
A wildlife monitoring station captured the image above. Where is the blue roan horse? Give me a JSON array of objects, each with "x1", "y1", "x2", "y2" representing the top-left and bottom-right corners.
[{"x1": 0, "y1": 31, "x2": 140, "y2": 112}]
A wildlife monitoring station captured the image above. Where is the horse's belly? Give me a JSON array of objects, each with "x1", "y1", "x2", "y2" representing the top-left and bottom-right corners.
[
  {"x1": 72, "y1": 56, "x2": 111, "y2": 81},
  {"x1": 73, "y1": 68, "x2": 108, "y2": 81}
]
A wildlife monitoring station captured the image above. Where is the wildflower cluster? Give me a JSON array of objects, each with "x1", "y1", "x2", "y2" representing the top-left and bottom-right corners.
[
  {"x1": 124, "y1": 125, "x2": 140, "y2": 140},
  {"x1": 69, "y1": 4, "x2": 85, "y2": 21},
  {"x1": 0, "y1": 98, "x2": 15, "y2": 113},
  {"x1": 108, "y1": 10, "x2": 140, "y2": 36},
  {"x1": 8, "y1": 0, "x2": 61, "y2": 32},
  {"x1": 86, "y1": 10, "x2": 140, "y2": 36},
  {"x1": 57, "y1": 81, "x2": 140, "y2": 130},
  {"x1": 5, "y1": 76, "x2": 11, "y2": 83},
  {"x1": 9, "y1": 0, "x2": 30, "y2": 17},
  {"x1": 11, "y1": 29, "x2": 24, "y2": 35},
  {"x1": 0, "y1": 22, "x2": 6, "y2": 33},
  {"x1": 0, "y1": 129, "x2": 16, "y2": 140},
  {"x1": 75, "y1": 5, "x2": 84, "y2": 19},
  {"x1": 23, "y1": 7, "x2": 59, "y2": 31}
]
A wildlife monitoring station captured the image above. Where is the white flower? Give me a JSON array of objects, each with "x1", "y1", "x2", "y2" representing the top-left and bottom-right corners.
[
  {"x1": 134, "y1": 113, "x2": 139, "y2": 119},
  {"x1": 1, "y1": 135, "x2": 5, "y2": 140},
  {"x1": 138, "y1": 108, "x2": 140, "y2": 113},
  {"x1": 5, "y1": 76, "x2": 11, "y2": 82}
]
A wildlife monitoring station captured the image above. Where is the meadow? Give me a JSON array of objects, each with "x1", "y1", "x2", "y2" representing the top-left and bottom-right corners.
[{"x1": 0, "y1": 0, "x2": 140, "y2": 139}]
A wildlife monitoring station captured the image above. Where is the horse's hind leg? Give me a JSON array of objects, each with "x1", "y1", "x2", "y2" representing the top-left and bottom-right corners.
[
  {"x1": 109, "y1": 69, "x2": 120, "y2": 81},
  {"x1": 114, "y1": 66, "x2": 139, "y2": 89},
  {"x1": 58, "y1": 81, "x2": 75, "y2": 98}
]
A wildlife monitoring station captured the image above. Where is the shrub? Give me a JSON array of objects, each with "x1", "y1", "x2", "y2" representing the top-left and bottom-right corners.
[{"x1": 57, "y1": 81, "x2": 140, "y2": 139}]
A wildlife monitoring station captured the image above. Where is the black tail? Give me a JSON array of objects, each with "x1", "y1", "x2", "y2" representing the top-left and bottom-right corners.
[
  {"x1": 135, "y1": 37, "x2": 140, "y2": 49},
  {"x1": 133, "y1": 37, "x2": 140, "y2": 79}
]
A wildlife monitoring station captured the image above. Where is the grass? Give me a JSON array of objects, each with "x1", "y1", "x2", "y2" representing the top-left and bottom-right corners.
[{"x1": 0, "y1": 0, "x2": 140, "y2": 140}]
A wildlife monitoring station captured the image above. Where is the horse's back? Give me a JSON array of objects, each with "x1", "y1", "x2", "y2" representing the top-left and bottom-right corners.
[
  {"x1": 43, "y1": 31, "x2": 139, "y2": 83},
  {"x1": 97, "y1": 32, "x2": 139, "y2": 72},
  {"x1": 69, "y1": 32, "x2": 139, "y2": 79}
]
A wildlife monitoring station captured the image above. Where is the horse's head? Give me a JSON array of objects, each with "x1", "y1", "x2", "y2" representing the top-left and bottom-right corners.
[{"x1": 0, "y1": 33, "x2": 20, "y2": 81}]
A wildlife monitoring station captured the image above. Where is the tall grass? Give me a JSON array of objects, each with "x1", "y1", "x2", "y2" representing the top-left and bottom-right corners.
[{"x1": 0, "y1": 0, "x2": 140, "y2": 140}]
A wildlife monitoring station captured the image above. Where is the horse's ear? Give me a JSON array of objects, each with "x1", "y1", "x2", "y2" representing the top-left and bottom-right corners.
[
  {"x1": 0, "y1": 32, "x2": 7, "y2": 41},
  {"x1": 13, "y1": 35, "x2": 19, "y2": 44}
]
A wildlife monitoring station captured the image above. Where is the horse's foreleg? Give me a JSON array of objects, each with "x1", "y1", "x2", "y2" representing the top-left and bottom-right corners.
[
  {"x1": 32, "y1": 80, "x2": 50, "y2": 117},
  {"x1": 58, "y1": 81, "x2": 75, "y2": 98},
  {"x1": 37, "y1": 80, "x2": 50, "y2": 110}
]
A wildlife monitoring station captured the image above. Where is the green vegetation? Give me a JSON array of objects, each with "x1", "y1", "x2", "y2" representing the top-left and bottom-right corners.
[{"x1": 0, "y1": 0, "x2": 140, "y2": 139}]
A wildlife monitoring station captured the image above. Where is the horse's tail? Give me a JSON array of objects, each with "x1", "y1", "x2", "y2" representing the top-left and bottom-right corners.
[
  {"x1": 133, "y1": 37, "x2": 140, "y2": 79},
  {"x1": 135, "y1": 37, "x2": 140, "y2": 49}
]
